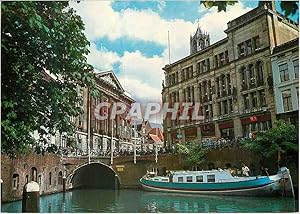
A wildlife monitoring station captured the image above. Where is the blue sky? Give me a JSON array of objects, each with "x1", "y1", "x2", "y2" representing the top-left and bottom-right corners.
[{"x1": 70, "y1": 1, "x2": 298, "y2": 103}]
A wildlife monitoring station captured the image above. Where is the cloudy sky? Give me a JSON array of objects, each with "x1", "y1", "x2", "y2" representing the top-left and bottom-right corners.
[{"x1": 70, "y1": 0, "x2": 298, "y2": 104}]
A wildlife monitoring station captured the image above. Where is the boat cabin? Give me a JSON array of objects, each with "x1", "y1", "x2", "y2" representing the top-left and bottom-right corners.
[{"x1": 145, "y1": 169, "x2": 250, "y2": 183}]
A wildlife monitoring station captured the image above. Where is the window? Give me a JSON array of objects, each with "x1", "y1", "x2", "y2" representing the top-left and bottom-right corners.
[
  {"x1": 58, "y1": 171, "x2": 63, "y2": 185},
  {"x1": 259, "y1": 90, "x2": 267, "y2": 107},
  {"x1": 240, "y1": 67, "x2": 247, "y2": 90},
  {"x1": 223, "y1": 100, "x2": 228, "y2": 114},
  {"x1": 12, "y1": 174, "x2": 19, "y2": 190},
  {"x1": 256, "y1": 61, "x2": 264, "y2": 85},
  {"x1": 186, "y1": 176, "x2": 193, "y2": 182},
  {"x1": 196, "y1": 176, "x2": 204, "y2": 182},
  {"x1": 279, "y1": 63, "x2": 289, "y2": 82},
  {"x1": 178, "y1": 177, "x2": 183, "y2": 182},
  {"x1": 251, "y1": 92, "x2": 258, "y2": 108},
  {"x1": 229, "y1": 99, "x2": 233, "y2": 113},
  {"x1": 215, "y1": 55, "x2": 219, "y2": 68},
  {"x1": 220, "y1": 52, "x2": 225, "y2": 65},
  {"x1": 207, "y1": 175, "x2": 215, "y2": 182},
  {"x1": 246, "y1": 39, "x2": 253, "y2": 55},
  {"x1": 38, "y1": 175, "x2": 42, "y2": 186},
  {"x1": 225, "y1": 51, "x2": 229, "y2": 63},
  {"x1": 253, "y1": 36, "x2": 260, "y2": 50},
  {"x1": 238, "y1": 43, "x2": 245, "y2": 57},
  {"x1": 293, "y1": 59, "x2": 299, "y2": 78},
  {"x1": 249, "y1": 65, "x2": 255, "y2": 87},
  {"x1": 282, "y1": 90, "x2": 292, "y2": 112},
  {"x1": 31, "y1": 167, "x2": 37, "y2": 182},
  {"x1": 243, "y1": 94, "x2": 250, "y2": 110}
]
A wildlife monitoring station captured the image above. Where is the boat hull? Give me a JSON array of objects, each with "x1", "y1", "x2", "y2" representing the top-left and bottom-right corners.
[{"x1": 140, "y1": 179, "x2": 281, "y2": 196}]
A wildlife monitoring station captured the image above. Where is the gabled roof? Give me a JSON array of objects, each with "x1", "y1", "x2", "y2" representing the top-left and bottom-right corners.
[{"x1": 95, "y1": 70, "x2": 125, "y2": 93}]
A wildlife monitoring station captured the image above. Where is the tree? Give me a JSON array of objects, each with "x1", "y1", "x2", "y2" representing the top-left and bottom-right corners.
[
  {"x1": 241, "y1": 120, "x2": 298, "y2": 166},
  {"x1": 178, "y1": 142, "x2": 207, "y2": 170},
  {"x1": 200, "y1": 1, "x2": 299, "y2": 18},
  {"x1": 2, "y1": 2, "x2": 99, "y2": 156}
]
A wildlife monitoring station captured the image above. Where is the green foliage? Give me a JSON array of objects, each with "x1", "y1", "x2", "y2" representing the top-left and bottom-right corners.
[
  {"x1": 241, "y1": 120, "x2": 298, "y2": 161},
  {"x1": 280, "y1": 1, "x2": 299, "y2": 17},
  {"x1": 178, "y1": 142, "x2": 207, "y2": 169},
  {"x1": 201, "y1": 0, "x2": 299, "y2": 17},
  {"x1": 200, "y1": 1, "x2": 238, "y2": 12},
  {"x1": 2, "y1": 2, "x2": 99, "y2": 156}
]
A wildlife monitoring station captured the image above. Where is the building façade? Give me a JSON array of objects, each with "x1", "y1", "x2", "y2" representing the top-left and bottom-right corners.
[
  {"x1": 271, "y1": 38, "x2": 299, "y2": 128},
  {"x1": 161, "y1": 3, "x2": 299, "y2": 147}
]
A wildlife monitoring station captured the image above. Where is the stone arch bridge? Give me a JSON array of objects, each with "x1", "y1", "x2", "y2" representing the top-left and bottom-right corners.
[{"x1": 63, "y1": 154, "x2": 183, "y2": 190}]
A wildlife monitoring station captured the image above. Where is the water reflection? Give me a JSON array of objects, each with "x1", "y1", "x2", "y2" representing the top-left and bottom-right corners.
[
  {"x1": 139, "y1": 191, "x2": 296, "y2": 213},
  {"x1": 1, "y1": 189, "x2": 297, "y2": 213}
]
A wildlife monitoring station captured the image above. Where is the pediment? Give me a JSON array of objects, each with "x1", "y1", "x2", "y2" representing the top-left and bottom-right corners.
[{"x1": 95, "y1": 70, "x2": 124, "y2": 92}]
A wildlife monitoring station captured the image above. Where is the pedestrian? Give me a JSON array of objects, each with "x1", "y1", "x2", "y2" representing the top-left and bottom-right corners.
[
  {"x1": 260, "y1": 166, "x2": 269, "y2": 176},
  {"x1": 242, "y1": 163, "x2": 250, "y2": 177}
]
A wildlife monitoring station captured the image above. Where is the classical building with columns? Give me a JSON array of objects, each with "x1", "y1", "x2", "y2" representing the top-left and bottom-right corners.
[
  {"x1": 71, "y1": 70, "x2": 135, "y2": 156},
  {"x1": 162, "y1": 3, "x2": 298, "y2": 147}
]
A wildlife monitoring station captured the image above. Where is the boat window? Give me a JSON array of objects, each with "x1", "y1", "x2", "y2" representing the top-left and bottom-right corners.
[
  {"x1": 207, "y1": 175, "x2": 215, "y2": 182},
  {"x1": 162, "y1": 179, "x2": 169, "y2": 182},
  {"x1": 154, "y1": 178, "x2": 159, "y2": 181},
  {"x1": 186, "y1": 176, "x2": 193, "y2": 182},
  {"x1": 196, "y1": 175, "x2": 203, "y2": 182},
  {"x1": 178, "y1": 177, "x2": 183, "y2": 182}
]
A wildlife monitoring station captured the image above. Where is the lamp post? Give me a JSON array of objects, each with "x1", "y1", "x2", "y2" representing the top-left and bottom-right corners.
[
  {"x1": 87, "y1": 88, "x2": 91, "y2": 164},
  {"x1": 110, "y1": 119, "x2": 114, "y2": 165},
  {"x1": 134, "y1": 121, "x2": 137, "y2": 164}
]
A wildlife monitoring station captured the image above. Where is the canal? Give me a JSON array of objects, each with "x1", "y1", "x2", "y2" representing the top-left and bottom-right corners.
[{"x1": 1, "y1": 189, "x2": 297, "y2": 213}]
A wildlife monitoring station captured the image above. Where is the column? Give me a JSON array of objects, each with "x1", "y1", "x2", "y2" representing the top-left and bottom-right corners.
[
  {"x1": 215, "y1": 123, "x2": 221, "y2": 138},
  {"x1": 233, "y1": 116, "x2": 243, "y2": 138},
  {"x1": 195, "y1": 85, "x2": 200, "y2": 102}
]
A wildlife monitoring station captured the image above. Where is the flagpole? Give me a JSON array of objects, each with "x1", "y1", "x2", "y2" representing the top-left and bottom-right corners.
[{"x1": 168, "y1": 30, "x2": 171, "y2": 64}]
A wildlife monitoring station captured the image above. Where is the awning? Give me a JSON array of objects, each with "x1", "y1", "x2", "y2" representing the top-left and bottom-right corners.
[{"x1": 149, "y1": 134, "x2": 162, "y2": 143}]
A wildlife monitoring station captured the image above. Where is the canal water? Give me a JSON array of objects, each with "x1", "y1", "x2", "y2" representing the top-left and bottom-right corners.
[{"x1": 1, "y1": 189, "x2": 297, "y2": 213}]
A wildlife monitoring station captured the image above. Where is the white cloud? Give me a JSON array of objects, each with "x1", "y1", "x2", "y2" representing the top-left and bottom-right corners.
[
  {"x1": 88, "y1": 43, "x2": 120, "y2": 71},
  {"x1": 198, "y1": 4, "x2": 252, "y2": 42},
  {"x1": 119, "y1": 77, "x2": 162, "y2": 103},
  {"x1": 70, "y1": 1, "x2": 253, "y2": 104}
]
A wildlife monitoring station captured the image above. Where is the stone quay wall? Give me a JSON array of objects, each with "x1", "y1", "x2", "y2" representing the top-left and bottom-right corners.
[{"x1": 1, "y1": 148, "x2": 297, "y2": 202}]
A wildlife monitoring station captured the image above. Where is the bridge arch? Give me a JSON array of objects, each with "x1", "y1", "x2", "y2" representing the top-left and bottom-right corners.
[{"x1": 69, "y1": 162, "x2": 120, "y2": 189}]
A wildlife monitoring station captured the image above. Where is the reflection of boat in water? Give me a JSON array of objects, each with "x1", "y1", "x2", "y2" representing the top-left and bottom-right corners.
[
  {"x1": 140, "y1": 167, "x2": 294, "y2": 197},
  {"x1": 139, "y1": 191, "x2": 296, "y2": 213}
]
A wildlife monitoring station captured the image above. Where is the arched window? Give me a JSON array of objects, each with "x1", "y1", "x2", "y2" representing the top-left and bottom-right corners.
[
  {"x1": 31, "y1": 167, "x2": 37, "y2": 182},
  {"x1": 256, "y1": 61, "x2": 264, "y2": 85},
  {"x1": 12, "y1": 174, "x2": 19, "y2": 190},
  {"x1": 38, "y1": 175, "x2": 42, "y2": 187},
  {"x1": 58, "y1": 171, "x2": 63, "y2": 185}
]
